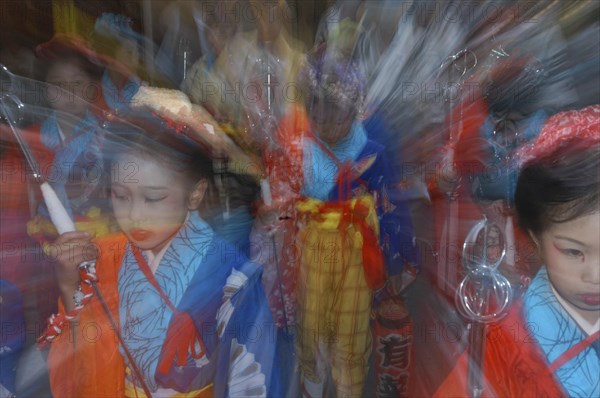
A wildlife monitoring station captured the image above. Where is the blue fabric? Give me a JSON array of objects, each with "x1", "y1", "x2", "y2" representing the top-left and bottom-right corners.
[
  {"x1": 117, "y1": 212, "x2": 281, "y2": 395},
  {"x1": 302, "y1": 121, "x2": 419, "y2": 275},
  {"x1": 363, "y1": 111, "x2": 399, "y2": 183},
  {"x1": 39, "y1": 111, "x2": 102, "y2": 217},
  {"x1": 101, "y1": 71, "x2": 140, "y2": 113},
  {"x1": 0, "y1": 279, "x2": 24, "y2": 395},
  {"x1": 212, "y1": 260, "x2": 282, "y2": 397},
  {"x1": 523, "y1": 267, "x2": 600, "y2": 397},
  {"x1": 302, "y1": 121, "x2": 367, "y2": 200},
  {"x1": 157, "y1": 243, "x2": 282, "y2": 397},
  {"x1": 333, "y1": 140, "x2": 420, "y2": 274},
  {"x1": 212, "y1": 206, "x2": 254, "y2": 257},
  {"x1": 118, "y1": 212, "x2": 214, "y2": 391}
]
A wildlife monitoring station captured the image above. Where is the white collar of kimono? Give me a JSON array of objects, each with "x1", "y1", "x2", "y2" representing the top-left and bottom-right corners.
[{"x1": 551, "y1": 283, "x2": 600, "y2": 336}]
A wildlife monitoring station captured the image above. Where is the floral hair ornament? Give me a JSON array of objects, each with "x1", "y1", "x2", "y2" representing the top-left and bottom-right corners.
[
  {"x1": 517, "y1": 104, "x2": 600, "y2": 167},
  {"x1": 130, "y1": 86, "x2": 257, "y2": 173}
]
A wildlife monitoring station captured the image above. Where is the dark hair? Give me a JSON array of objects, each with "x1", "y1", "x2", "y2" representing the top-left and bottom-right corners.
[
  {"x1": 515, "y1": 139, "x2": 600, "y2": 235},
  {"x1": 102, "y1": 111, "x2": 219, "y2": 217}
]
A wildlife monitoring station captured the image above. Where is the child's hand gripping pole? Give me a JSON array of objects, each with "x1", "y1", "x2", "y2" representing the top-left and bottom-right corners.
[
  {"x1": 0, "y1": 89, "x2": 150, "y2": 387},
  {"x1": 0, "y1": 87, "x2": 99, "y2": 347}
]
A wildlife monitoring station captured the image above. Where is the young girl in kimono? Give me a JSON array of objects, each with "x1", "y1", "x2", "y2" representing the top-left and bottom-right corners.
[
  {"x1": 42, "y1": 112, "x2": 278, "y2": 397},
  {"x1": 435, "y1": 104, "x2": 599, "y2": 397}
]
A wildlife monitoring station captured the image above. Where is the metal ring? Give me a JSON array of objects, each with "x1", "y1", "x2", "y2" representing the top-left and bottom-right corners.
[{"x1": 456, "y1": 267, "x2": 513, "y2": 323}]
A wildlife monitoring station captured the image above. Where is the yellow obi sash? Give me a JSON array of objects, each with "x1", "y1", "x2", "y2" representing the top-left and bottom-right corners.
[
  {"x1": 296, "y1": 195, "x2": 379, "y2": 232},
  {"x1": 296, "y1": 195, "x2": 386, "y2": 290}
]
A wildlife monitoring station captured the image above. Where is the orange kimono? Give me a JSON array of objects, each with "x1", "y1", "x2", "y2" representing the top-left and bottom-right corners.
[{"x1": 47, "y1": 233, "x2": 127, "y2": 397}]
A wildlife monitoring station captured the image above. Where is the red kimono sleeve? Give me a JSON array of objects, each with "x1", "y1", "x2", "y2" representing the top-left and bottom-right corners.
[{"x1": 434, "y1": 302, "x2": 567, "y2": 398}]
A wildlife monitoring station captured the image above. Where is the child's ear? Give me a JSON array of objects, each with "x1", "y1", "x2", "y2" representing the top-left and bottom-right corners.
[{"x1": 188, "y1": 180, "x2": 208, "y2": 210}]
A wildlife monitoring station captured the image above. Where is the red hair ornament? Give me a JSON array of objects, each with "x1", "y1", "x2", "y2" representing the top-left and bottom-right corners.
[{"x1": 517, "y1": 104, "x2": 600, "y2": 167}]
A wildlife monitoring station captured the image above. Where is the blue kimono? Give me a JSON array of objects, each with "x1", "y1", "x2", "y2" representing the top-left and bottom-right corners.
[
  {"x1": 302, "y1": 121, "x2": 419, "y2": 276},
  {"x1": 523, "y1": 267, "x2": 600, "y2": 397},
  {"x1": 118, "y1": 212, "x2": 281, "y2": 396}
]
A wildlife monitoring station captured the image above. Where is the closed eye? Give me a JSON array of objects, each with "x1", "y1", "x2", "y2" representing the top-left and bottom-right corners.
[
  {"x1": 111, "y1": 190, "x2": 129, "y2": 201},
  {"x1": 560, "y1": 248, "x2": 584, "y2": 258},
  {"x1": 146, "y1": 196, "x2": 167, "y2": 203}
]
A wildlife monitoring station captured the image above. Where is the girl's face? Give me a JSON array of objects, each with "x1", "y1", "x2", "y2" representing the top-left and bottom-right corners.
[
  {"x1": 110, "y1": 152, "x2": 198, "y2": 255},
  {"x1": 46, "y1": 59, "x2": 95, "y2": 117},
  {"x1": 308, "y1": 92, "x2": 356, "y2": 147},
  {"x1": 537, "y1": 211, "x2": 600, "y2": 324}
]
